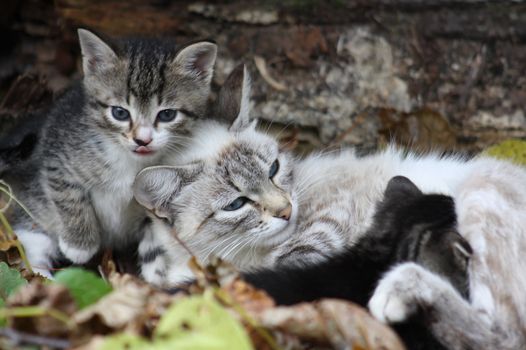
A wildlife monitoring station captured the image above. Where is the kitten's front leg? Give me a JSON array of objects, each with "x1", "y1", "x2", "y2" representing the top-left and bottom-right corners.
[
  {"x1": 368, "y1": 262, "x2": 446, "y2": 323},
  {"x1": 138, "y1": 224, "x2": 193, "y2": 288},
  {"x1": 368, "y1": 262, "x2": 508, "y2": 350},
  {"x1": 51, "y1": 186, "x2": 101, "y2": 264}
]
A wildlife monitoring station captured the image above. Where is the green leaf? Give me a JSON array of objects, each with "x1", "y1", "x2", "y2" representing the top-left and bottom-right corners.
[
  {"x1": 154, "y1": 291, "x2": 253, "y2": 350},
  {"x1": 0, "y1": 262, "x2": 27, "y2": 327},
  {"x1": 54, "y1": 268, "x2": 112, "y2": 309},
  {"x1": 100, "y1": 333, "x2": 149, "y2": 350},
  {"x1": 101, "y1": 291, "x2": 254, "y2": 350},
  {"x1": 0, "y1": 262, "x2": 28, "y2": 300}
]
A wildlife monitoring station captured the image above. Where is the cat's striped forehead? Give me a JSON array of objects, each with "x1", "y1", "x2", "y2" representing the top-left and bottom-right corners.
[
  {"x1": 123, "y1": 39, "x2": 175, "y2": 107},
  {"x1": 86, "y1": 37, "x2": 211, "y2": 118},
  {"x1": 183, "y1": 124, "x2": 279, "y2": 190},
  {"x1": 216, "y1": 140, "x2": 275, "y2": 186}
]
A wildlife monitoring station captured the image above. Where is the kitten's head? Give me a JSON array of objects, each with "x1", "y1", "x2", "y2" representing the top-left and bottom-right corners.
[
  {"x1": 78, "y1": 29, "x2": 217, "y2": 159},
  {"x1": 377, "y1": 176, "x2": 473, "y2": 297},
  {"x1": 133, "y1": 65, "x2": 297, "y2": 260}
]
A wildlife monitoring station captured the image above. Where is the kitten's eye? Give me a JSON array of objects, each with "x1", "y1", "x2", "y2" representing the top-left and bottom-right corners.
[
  {"x1": 157, "y1": 109, "x2": 178, "y2": 122},
  {"x1": 269, "y1": 159, "x2": 280, "y2": 178},
  {"x1": 111, "y1": 106, "x2": 130, "y2": 121},
  {"x1": 223, "y1": 197, "x2": 248, "y2": 211}
]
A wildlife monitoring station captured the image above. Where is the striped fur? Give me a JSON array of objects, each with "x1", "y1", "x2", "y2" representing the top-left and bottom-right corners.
[
  {"x1": 136, "y1": 65, "x2": 526, "y2": 349},
  {"x1": 11, "y1": 29, "x2": 217, "y2": 266}
]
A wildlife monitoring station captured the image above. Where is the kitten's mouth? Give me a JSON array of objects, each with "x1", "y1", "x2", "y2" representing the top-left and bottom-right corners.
[{"x1": 134, "y1": 146, "x2": 154, "y2": 155}]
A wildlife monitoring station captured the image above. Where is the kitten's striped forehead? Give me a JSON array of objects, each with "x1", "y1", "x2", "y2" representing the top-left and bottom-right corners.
[{"x1": 125, "y1": 40, "x2": 170, "y2": 106}]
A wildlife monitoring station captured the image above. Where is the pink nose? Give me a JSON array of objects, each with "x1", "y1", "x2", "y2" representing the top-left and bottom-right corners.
[{"x1": 134, "y1": 137, "x2": 152, "y2": 146}]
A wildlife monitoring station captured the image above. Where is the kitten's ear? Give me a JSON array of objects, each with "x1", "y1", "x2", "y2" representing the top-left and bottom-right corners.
[
  {"x1": 78, "y1": 29, "x2": 118, "y2": 77},
  {"x1": 215, "y1": 64, "x2": 255, "y2": 132},
  {"x1": 452, "y1": 233, "x2": 473, "y2": 270},
  {"x1": 133, "y1": 164, "x2": 202, "y2": 221},
  {"x1": 173, "y1": 41, "x2": 217, "y2": 83},
  {"x1": 383, "y1": 176, "x2": 423, "y2": 202}
]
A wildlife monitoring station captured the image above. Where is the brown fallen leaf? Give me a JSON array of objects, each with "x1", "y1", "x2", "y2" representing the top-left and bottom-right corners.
[
  {"x1": 72, "y1": 273, "x2": 175, "y2": 345},
  {"x1": 7, "y1": 281, "x2": 77, "y2": 338},
  {"x1": 223, "y1": 279, "x2": 275, "y2": 315},
  {"x1": 254, "y1": 299, "x2": 405, "y2": 350}
]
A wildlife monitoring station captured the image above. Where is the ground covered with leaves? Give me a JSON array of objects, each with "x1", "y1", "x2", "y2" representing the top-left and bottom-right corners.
[{"x1": 0, "y1": 247, "x2": 405, "y2": 350}]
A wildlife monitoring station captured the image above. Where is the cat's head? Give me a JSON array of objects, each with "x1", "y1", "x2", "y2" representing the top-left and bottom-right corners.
[
  {"x1": 78, "y1": 29, "x2": 217, "y2": 159},
  {"x1": 377, "y1": 176, "x2": 473, "y2": 297},
  {"x1": 133, "y1": 65, "x2": 297, "y2": 259}
]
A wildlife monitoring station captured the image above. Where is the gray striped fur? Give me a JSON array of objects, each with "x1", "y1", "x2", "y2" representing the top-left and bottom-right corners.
[{"x1": 12, "y1": 29, "x2": 217, "y2": 266}]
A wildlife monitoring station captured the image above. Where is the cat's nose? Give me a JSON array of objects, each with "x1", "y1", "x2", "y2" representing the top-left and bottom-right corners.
[
  {"x1": 134, "y1": 126, "x2": 153, "y2": 146},
  {"x1": 276, "y1": 204, "x2": 292, "y2": 221},
  {"x1": 134, "y1": 137, "x2": 152, "y2": 146}
]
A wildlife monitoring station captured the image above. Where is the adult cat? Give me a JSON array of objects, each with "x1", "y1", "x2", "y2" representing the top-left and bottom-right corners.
[{"x1": 135, "y1": 65, "x2": 526, "y2": 349}]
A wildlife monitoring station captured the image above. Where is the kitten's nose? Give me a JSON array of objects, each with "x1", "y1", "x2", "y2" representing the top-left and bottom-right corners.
[
  {"x1": 276, "y1": 204, "x2": 292, "y2": 221},
  {"x1": 134, "y1": 137, "x2": 152, "y2": 146}
]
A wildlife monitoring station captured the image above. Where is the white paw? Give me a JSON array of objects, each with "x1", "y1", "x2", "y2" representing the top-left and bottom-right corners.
[
  {"x1": 33, "y1": 266, "x2": 54, "y2": 279},
  {"x1": 16, "y1": 229, "x2": 56, "y2": 278},
  {"x1": 368, "y1": 285, "x2": 415, "y2": 323},
  {"x1": 59, "y1": 239, "x2": 98, "y2": 264},
  {"x1": 368, "y1": 263, "x2": 424, "y2": 324}
]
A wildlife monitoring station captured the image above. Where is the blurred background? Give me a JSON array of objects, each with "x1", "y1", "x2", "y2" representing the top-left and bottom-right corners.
[{"x1": 0, "y1": 0, "x2": 525, "y2": 154}]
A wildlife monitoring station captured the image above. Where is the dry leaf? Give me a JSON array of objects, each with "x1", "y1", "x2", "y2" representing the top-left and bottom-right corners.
[
  {"x1": 255, "y1": 299, "x2": 405, "y2": 350},
  {"x1": 7, "y1": 281, "x2": 76, "y2": 337}
]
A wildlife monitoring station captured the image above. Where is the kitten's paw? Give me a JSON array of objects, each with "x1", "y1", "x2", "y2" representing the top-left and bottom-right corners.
[
  {"x1": 59, "y1": 239, "x2": 98, "y2": 264},
  {"x1": 368, "y1": 263, "x2": 426, "y2": 323},
  {"x1": 368, "y1": 285, "x2": 416, "y2": 323}
]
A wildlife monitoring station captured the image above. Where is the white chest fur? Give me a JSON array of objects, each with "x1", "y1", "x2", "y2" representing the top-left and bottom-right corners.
[{"x1": 90, "y1": 153, "x2": 150, "y2": 246}]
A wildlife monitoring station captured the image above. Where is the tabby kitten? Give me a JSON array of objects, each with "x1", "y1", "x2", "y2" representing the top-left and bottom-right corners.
[
  {"x1": 11, "y1": 29, "x2": 217, "y2": 276},
  {"x1": 135, "y1": 65, "x2": 526, "y2": 350}
]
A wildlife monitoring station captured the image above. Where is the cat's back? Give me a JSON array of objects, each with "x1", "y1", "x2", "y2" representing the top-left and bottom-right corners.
[{"x1": 289, "y1": 149, "x2": 400, "y2": 248}]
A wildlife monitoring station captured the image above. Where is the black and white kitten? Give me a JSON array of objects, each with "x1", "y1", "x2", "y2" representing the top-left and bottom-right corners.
[{"x1": 244, "y1": 175, "x2": 472, "y2": 350}]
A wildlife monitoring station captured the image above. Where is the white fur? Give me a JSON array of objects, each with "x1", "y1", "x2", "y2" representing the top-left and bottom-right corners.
[
  {"x1": 16, "y1": 229, "x2": 56, "y2": 278},
  {"x1": 368, "y1": 262, "x2": 462, "y2": 323},
  {"x1": 59, "y1": 238, "x2": 98, "y2": 264},
  {"x1": 366, "y1": 155, "x2": 526, "y2": 349}
]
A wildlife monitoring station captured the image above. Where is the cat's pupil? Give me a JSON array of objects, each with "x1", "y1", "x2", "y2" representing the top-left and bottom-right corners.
[
  {"x1": 223, "y1": 197, "x2": 248, "y2": 211},
  {"x1": 111, "y1": 106, "x2": 130, "y2": 121},
  {"x1": 269, "y1": 159, "x2": 279, "y2": 178},
  {"x1": 157, "y1": 109, "x2": 178, "y2": 122}
]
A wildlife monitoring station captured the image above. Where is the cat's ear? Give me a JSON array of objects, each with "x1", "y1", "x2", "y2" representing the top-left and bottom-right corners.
[
  {"x1": 451, "y1": 232, "x2": 473, "y2": 270},
  {"x1": 383, "y1": 176, "x2": 423, "y2": 202},
  {"x1": 173, "y1": 41, "x2": 217, "y2": 83},
  {"x1": 215, "y1": 64, "x2": 255, "y2": 132},
  {"x1": 78, "y1": 29, "x2": 118, "y2": 77},
  {"x1": 133, "y1": 164, "x2": 202, "y2": 222}
]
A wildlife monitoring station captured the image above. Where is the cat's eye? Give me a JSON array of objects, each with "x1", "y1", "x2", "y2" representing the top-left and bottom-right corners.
[
  {"x1": 223, "y1": 197, "x2": 248, "y2": 211},
  {"x1": 157, "y1": 109, "x2": 178, "y2": 122},
  {"x1": 111, "y1": 106, "x2": 130, "y2": 121},
  {"x1": 269, "y1": 159, "x2": 279, "y2": 178}
]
